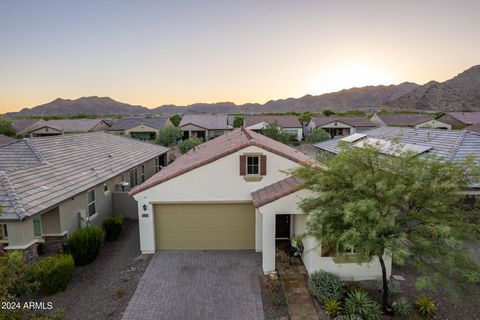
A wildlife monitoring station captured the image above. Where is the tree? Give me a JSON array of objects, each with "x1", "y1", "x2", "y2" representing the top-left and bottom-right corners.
[
  {"x1": 322, "y1": 109, "x2": 335, "y2": 116},
  {"x1": 261, "y1": 123, "x2": 295, "y2": 144},
  {"x1": 155, "y1": 126, "x2": 183, "y2": 146},
  {"x1": 0, "y1": 119, "x2": 16, "y2": 136},
  {"x1": 233, "y1": 116, "x2": 244, "y2": 128},
  {"x1": 178, "y1": 137, "x2": 203, "y2": 154},
  {"x1": 293, "y1": 142, "x2": 480, "y2": 312},
  {"x1": 169, "y1": 114, "x2": 182, "y2": 127},
  {"x1": 298, "y1": 112, "x2": 314, "y2": 125},
  {"x1": 305, "y1": 128, "x2": 331, "y2": 143}
]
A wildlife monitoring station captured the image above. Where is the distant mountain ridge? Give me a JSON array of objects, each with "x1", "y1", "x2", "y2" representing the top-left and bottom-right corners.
[{"x1": 6, "y1": 65, "x2": 480, "y2": 117}]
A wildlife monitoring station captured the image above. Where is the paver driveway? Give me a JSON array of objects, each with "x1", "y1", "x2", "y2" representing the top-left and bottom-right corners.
[{"x1": 121, "y1": 251, "x2": 265, "y2": 320}]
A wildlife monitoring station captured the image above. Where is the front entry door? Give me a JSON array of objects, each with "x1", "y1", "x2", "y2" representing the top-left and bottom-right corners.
[{"x1": 275, "y1": 214, "x2": 290, "y2": 240}]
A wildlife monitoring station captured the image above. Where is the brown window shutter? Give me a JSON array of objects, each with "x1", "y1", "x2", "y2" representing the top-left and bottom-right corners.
[
  {"x1": 260, "y1": 155, "x2": 267, "y2": 176},
  {"x1": 240, "y1": 155, "x2": 246, "y2": 175}
]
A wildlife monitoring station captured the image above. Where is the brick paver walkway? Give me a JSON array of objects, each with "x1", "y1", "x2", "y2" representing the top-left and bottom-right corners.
[{"x1": 122, "y1": 251, "x2": 265, "y2": 320}]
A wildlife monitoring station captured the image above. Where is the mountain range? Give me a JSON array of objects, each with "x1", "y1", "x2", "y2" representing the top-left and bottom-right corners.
[{"x1": 6, "y1": 65, "x2": 480, "y2": 117}]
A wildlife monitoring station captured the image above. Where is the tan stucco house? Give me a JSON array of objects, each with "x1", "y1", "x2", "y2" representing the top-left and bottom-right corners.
[
  {"x1": 0, "y1": 132, "x2": 168, "y2": 263},
  {"x1": 107, "y1": 117, "x2": 174, "y2": 141},
  {"x1": 244, "y1": 115, "x2": 303, "y2": 141},
  {"x1": 22, "y1": 119, "x2": 111, "y2": 137},
  {"x1": 370, "y1": 113, "x2": 451, "y2": 130},
  {"x1": 306, "y1": 116, "x2": 376, "y2": 137},
  {"x1": 179, "y1": 114, "x2": 233, "y2": 141}
]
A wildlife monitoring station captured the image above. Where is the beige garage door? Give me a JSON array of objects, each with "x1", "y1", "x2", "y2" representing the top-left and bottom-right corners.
[{"x1": 154, "y1": 203, "x2": 255, "y2": 250}]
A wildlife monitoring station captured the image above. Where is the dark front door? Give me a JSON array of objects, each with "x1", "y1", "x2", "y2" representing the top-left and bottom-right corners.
[{"x1": 275, "y1": 214, "x2": 290, "y2": 239}]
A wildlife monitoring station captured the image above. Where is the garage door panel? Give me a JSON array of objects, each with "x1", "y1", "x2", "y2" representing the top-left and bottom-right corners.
[{"x1": 154, "y1": 203, "x2": 255, "y2": 250}]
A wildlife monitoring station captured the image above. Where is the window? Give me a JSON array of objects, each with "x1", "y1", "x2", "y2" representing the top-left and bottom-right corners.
[
  {"x1": 130, "y1": 168, "x2": 138, "y2": 187},
  {"x1": 0, "y1": 224, "x2": 7, "y2": 240},
  {"x1": 33, "y1": 216, "x2": 42, "y2": 237},
  {"x1": 246, "y1": 156, "x2": 259, "y2": 175},
  {"x1": 103, "y1": 182, "x2": 108, "y2": 192},
  {"x1": 141, "y1": 164, "x2": 145, "y2": 183},
  {"x1": 87, "y1": 190, "x2": 96, "y2": 217}
]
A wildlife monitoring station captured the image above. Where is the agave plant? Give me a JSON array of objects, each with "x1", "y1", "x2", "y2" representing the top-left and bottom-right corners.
[
  {"x1": 392, "y1": 297, "x2": 412, "y2": 317},
  {"x1": 344, "y1": 289, "x2": 383, "y2": 320},
  {"x1": 415, "y1": 295, "x2": 437, "y2": 317},
  {"x1": 324, "y1": 298, "x2": 343, "y2": 318}
]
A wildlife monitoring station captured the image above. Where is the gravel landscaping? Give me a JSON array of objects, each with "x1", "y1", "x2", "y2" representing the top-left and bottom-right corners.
[
  {"x1": 47, "y1": 220, "x2": 151, "y2": 320},
  {"x1": 259, "y1": 275, "x2": 289, "y2": 320}
]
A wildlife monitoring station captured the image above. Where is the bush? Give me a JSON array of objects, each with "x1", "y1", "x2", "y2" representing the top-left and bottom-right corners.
[
  {"x1": 261, "y1": 123, "x2": 296, "y2": 144},
  {"x1": 169, "y1": 114, "x2": 182, "y2": 127},
  {"x1": 67, "y1": 226, "x2": 104, "y2": 266},
  {"x1": 270, "y1": 291, "x2": 286, "y2": 306},
  {"x1": 344, "y1": 289, "x2": 383, "y2": 320},
  {"x1": 308, "y1": 270, "x2": 344, "y2": 303},
  {"x1": 392, "y1": 297, "x2": 412, "y2": 317},
  {"x1": 155, "y1": 126, "x2": 183, "y2": 146},
  {"x1": 103, "y1": 215, "x2": 124, "y2": 241},
  {"x1": 376, "y1": 278, "x2": 401, "y2": 295},
  {"x1": 415, "y1": 295, "x2": 437, "y2": 317},
  {"x1": 178, "y1": 137, "x2": 203, "y2": 154},
  {"x1": 30, "y1": 254, "x2": 74, "y2": 295},
  {"x1": 324, "y1": 298, "x2": 342, "y2": 318},
  {"x1": 306, "y1": 128, "x2": 331, "y2": 143}
]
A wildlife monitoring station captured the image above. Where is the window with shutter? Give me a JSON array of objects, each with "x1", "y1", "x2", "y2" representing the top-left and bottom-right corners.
[
  {"x1": 260, "y1": 155, "x2": 267, "y2": 175},
  {"x1": 239, "y1": 155, "x2": 246, "y2": 175}
]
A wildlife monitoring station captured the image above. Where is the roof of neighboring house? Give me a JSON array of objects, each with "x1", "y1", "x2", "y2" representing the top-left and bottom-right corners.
[
  {"x1": 466, "y1": 123, "x2": 480, "y2": 133},
  {"x1": 108, "y1": 117, "x2": 169, "y2": 131},
  {"x1": 0, "y1": 132, "x2": 168, "y2": 221},
  {"x1": 311, "y1": 116, "x2": 375, "y2": 128},
  {"x1": 26, "y1": 119, "x2": 110, "y2": 134},
  {"x1": 244, "y1": 115, "x2": 302, "y2": 129},
  {"x1": 130, "y1": 128, "x2": 311, "y2": 195},
  {"x1": 12, "y1": 119, "x2": 42, "y2": 133},
  {"x1": 251, "y1": 176, "x2": 305, "y2": 208},
  {"x1": 0, "y1": 135, "x2": 15, "y2": 146},
  {"x1": 314, "y1": 127, "x2": 480, "y2": 162},
  {"x1": 179, "y1": 114, "x2": 232, "y2": 130},
  {"x1": 373, "y1": 113, "x2": 434, "y2": 126},
  {"x1": 442, "y1": 112, "x2": 480, "y2": 125}
]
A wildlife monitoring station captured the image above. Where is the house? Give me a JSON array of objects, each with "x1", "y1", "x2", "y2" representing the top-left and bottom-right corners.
[
  {"x1": 23, "y1": 119, "x2": 111, "y2": 137},
  {"x1": 436, "y1": 112, "x2": 480, "y2": 129},
  {"x1": 129, "y1": 128, "x2": 391, "y2": 280},
  {"x1": 244, "y1": 115, "x2": 303, "y2": 141},
  {"x1": 0, "y1": 135, "x2": 15, "y2": 146},
  {"x1": 179, "y1": 114, "x2": 232, "y2": 141},
  {"x1": 0, "y1": 132, "x2": 168, "y2": 263},
  {"x1": 12, "y1": 119, "x2": 43, "y2": 137},
  {"x1": 107, "y1": 117, "x2": 173, "y2": 141},
  {"x1": 467, "y1": 123, "x2": 480, "y2": 134},
  {"x1": 306, "y1": 116, "x2": 376, "y2": 137},
  {"x1": 370, "y1": 113, "x2": 451, "y2": 129}
]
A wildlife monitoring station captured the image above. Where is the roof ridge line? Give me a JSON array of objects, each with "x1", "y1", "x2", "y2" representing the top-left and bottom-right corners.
[
  {"x1": 448, "y1": 130, "x2": 467, "y2": 160},
  {"x1": 0, "y1": 171, "x2": 27, "y2": 220},
  {"x1": 24, "y1": 139, "x2": 49, "y2": 165},
  {"x1": 241, "y1": 127, "x2": 254, "y2": 140}
]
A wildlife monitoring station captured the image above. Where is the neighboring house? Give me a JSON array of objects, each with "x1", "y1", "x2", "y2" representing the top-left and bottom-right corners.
[
  {"x1": 436, "y1": 112, "x2": 480, "y2": 129},
  {"x1": 129, "y1": 128, "x2": 391, "y2": 280},
  {"x1": 107, "y1": 117, "x2": 173, "y2": 141},
  {"x1": 0, "y1": 135, "x2": 15, "y2": 146},
  {"x1": 244, "y1": 115, "x2": 303, "y2": 141},
  {"x1": 24, "y1": 119, "x2": 111, "y2": 137},
  {"x1": 370, "y1": 113, "x2": 451, "y2": 129},
  {"x1": 0, "y1": 132, "x2": 168, "y2": 263},
  {"x1": 179, "y1": 114, "x2": 232, "y2": 141},
  {"x1": 306, "y1": 116, "x2": 376, "y2": 137},
  {"x1": 12, "y1": 119, "x2": 43, "y2": 137},
  {"x1": 467, "y1": 123, "x2": 480, "y2": 134}
]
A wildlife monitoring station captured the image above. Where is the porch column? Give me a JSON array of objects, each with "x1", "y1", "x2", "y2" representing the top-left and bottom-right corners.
[{"x1": 262, "y1": 212, "x2": 275, "y2": 274}]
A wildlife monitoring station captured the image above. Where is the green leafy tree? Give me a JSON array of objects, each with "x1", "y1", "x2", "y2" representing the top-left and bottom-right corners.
[
  {"x1": 178, "y1": 137, "x2": 203, "y2": 154},
  {"x1": 233, "y1": 116, "x2": 244, "y2": 128},
  {"x1": 155, "y1": 126, "x2": 183, "y2": 146},
  {"x1": 261, "y1": 123, "x2": 295, "y2": 144},
  {"x1": 0, "y1": 119, "x2": 16, "y2": 136},
  {"x1": 293, "y1": 141, "x2": 480, "y2": 312},
  {"x1": 298, "y1": 112, "x2": 314, "y2": 125},
  {"x1": 169, "y1": 114, "x2": 182, "y2": 127},
  {"x1": 322, "y1": 109, "x2": 335, "y2": 116},
  {"x1": 305, "y1": 128, "x2": 331, "y2": 143}
]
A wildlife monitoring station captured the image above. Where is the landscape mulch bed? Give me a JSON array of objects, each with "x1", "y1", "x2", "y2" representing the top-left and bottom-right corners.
[{"x1": 259, "y1": 275, "x2": 290, "y2": 320}]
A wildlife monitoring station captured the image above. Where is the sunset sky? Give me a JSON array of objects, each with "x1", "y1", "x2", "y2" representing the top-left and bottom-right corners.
[{"x1": 1, "y1": 0, "x2": 479, "y2": 113}]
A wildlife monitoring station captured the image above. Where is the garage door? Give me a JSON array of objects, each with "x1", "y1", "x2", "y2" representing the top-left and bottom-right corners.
[{"x1": 154, "y1": 203, "x2": 255, "y2": 250}]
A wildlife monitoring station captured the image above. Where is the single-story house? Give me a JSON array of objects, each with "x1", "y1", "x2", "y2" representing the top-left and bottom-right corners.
[
  {"x1": 244, "y1": 115, "x2": 303, "y2": 141},
  {"x1": 0, "y1": 135, "x2": 15, "y2": 146},
  {"x1": 0, "y1": 132, "x2": 168, "y2": 263},
  {"x1": 370, "y1": 113, "x2": 451, "y2": 130},
  {"x1": 129, "y1": 128, "x2": 391, "y2": 280},
  {"x1": 179, "y1": 114, "x2": 233, "y2": 141},
  {"x1": 436, "y1": 112, "x2": 480, "y2": 129},
  {"x1": 23, "y1": 119, "x2": 111, "y2": 137},
  {"x1": 306, "y1": 116, "x2": 376, "y2": 137},
  {"x1": 107, "y1": 117, "x2": 173, "y2": 141},
  {"x1": 12, "y1": 119, "x2": 43, "y2": 137}
]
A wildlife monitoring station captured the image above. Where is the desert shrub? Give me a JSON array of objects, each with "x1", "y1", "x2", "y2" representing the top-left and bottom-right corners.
[
  {"x1": 67, "y1": 226, "x2": 104, "y2": 266},
  {"x1": 262, "y1": 275, "x2": 281, "y2": 293},
  {"x1": 415, "y1": 295, "x2": 437, "y2": 317},
  {"x1": 155, "y1": 126, "x2": 183, "y2": 146},
  {"x1": 103, "y1": 215, "x2": 124, "y2": 241},
  {"x1": 178, "y1": 137, "x2": 203, "y2": 154},
  {"x1": 324, "y1": 298, "x2": 343, "y2": 318},
  {"x1": 0, "y1": 119, "x2": 16, "y2": 136},
  {"x1": 392, "y1": 297, "x2": 412, "y2": 317},
  {"x1": 233, "y1": 116, "x2": 244, "y2": 127},
  {"x1": 344, "y1": 289, "x2": 383, "y2": 320},
  {"x1": 306, "y1": 128, "x2": 331, "y2": 143},
  {"x1": 376, "y1": 278, "x2": 401, "y2": 295},
  {"x1": 308, "y1": 270, "x2": 344, "y2": 303},
  {"x1": 261, "y1": 123, "x2": 296, "y2": 144},
  {"x1": 169, "y1": 114, "x2": 182, "y2": 127},
  {"x1": 30, "y1": 254, "x2": 74, "y2": 295},
  {"x1": 270, "y1": 291, "x2": 286, "y2": 306}
]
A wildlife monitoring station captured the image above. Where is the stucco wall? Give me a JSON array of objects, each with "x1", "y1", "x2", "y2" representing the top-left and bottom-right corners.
[
  {"x1": 414, "y1": 120, "x2": 451, "y2": 130},
  {"x1": 3, "y1": 219, "x2": 34, "y2": 247},
  {"x1": 113, "y1": 192, "x2": 139, "y2": 219},
  {"x1": 125, "y1": 124, "x2": 159, "y2": 135},
  {"x1": 41, "y1": 207, "x2": 61, "y2": 234}
]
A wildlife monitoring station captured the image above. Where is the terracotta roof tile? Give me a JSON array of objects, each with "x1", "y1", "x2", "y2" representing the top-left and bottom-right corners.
[{"x1": 251, "y1": 176, "x2": 305, "y2": 208}]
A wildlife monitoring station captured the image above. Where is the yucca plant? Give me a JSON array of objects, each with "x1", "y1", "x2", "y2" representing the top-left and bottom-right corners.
[
  {"x1": 392, "y1": 297, "x2": 412, "y2": 317},
  {"x1": 344, "y1": 289, "x2": 383, "y2": 320},
  {"x1": 415, "y1": 295, "x2": 437, "y2": 317},
  {"x1": 323, "y1": 298, "x2": 342, "y2": 318}
]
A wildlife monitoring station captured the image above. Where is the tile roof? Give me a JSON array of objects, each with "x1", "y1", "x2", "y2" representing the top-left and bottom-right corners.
[
  {"x1": 466, "y1": 123, "x2": 480, "y2": 133},
  {"x1": 12, "y1": 119, "x2": 42, "y2": 133},
  {"x1": 0, "y1": 132, "x2": 168, "y2": 221},
  {"x1": 0, "y1": 135, "x2": 15, "y2": 146},
  {"x1": 244, "y1": 115, "x2": 302, "y2": 128},
  {"x1": 374, "y1": 113, "x2": 434, "y2": 126},
  {"x1": 311, "y1": 116, "x2": 375, "y2": 127},
  {"x1": 130, "y1": 128, "x2": 311, "y2": 195},
  {"x1": 251, "y1": 176, "x2": 305, "y2": 208},
  {"x1": 108, "y1": 117, "x2": 169, "y2": 131},
  {"x1": 444, "y1": 112, "x2": 480, "y2": 125},
  {"x1": 27, "y1": 119, "x2": 109, "y2": 134},
  {"x1": 314, "y1": 127, "x2": 480, "y2": 162},
  {"x1": 179, "y1": 114, "x2": 232, "y2": 130}
]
